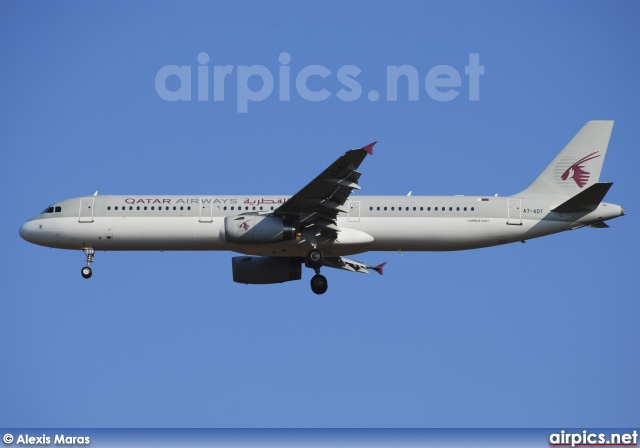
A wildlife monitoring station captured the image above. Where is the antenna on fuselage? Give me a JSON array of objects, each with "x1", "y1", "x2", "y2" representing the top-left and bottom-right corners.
[{"x1": 93, "y1": 191, "x2": 99, "y2": 196}]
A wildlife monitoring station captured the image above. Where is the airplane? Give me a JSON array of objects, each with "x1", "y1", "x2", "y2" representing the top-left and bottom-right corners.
[{"x1": 19, "y1": 120, "x2": 624, "y2": 294}]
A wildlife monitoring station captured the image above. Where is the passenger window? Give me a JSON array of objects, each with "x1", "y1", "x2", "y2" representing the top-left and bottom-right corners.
[
  {"x1": 435, "y1": 207, "x2": 438, "y2": 211},
  {"x1": 108, "y1": 206, "x2": 111, "y2": 210},
  {"x1": 137, "y1": 206, "x2": 140, "y2": 210},
  {"x1": 471, "y1": 207, "x2": 475, "y2": 211},
  {"x1": 144, "y1": 206, "x2": 147, "y2": 210}
]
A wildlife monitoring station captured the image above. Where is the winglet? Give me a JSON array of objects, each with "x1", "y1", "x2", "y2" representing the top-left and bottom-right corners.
[
  {"x1": 374, "y1": 262, "x2": 387, "y2": 275},
  {"x1": 361, "y1": 141, "x2": 376, "y2": 155}
]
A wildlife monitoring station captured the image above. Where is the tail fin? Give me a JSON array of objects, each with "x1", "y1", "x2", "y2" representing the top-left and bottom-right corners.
[{"x1": 517, "y1": 121, "x2": 614, "y2": 199}]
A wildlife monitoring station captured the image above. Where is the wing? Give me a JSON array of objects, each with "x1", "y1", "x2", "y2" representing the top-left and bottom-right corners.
[
  {"x1": 324, "y1": 257, "x2": 386, "y2": 275},
  {"x1": 273, "y1": 142, "x2": 376, "y2": 239}
]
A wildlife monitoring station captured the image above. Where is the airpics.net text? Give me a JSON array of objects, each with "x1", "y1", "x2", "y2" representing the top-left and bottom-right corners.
[{"x1": 155, "y1": 52, "x2": 484, "y2": 113}]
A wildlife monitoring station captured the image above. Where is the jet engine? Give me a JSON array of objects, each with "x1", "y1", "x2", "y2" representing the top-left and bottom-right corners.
[
  {"x1": 232, "y1": 256, "x2": 302, "y2": 284},
  {"x1": 223, "y1": 215, "x2": 296, "y2": 245}
]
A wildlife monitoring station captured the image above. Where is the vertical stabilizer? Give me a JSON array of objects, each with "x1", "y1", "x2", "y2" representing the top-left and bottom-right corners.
[{"x1": 517, "y1": 121, "x2": 614, "y2": 198}]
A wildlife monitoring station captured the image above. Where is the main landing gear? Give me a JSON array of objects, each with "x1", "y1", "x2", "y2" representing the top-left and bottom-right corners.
[
  {"x1": 306, "y1": 248, "x2": 328, "y2": 295},
  {"x1": 81, "y1": 248, "x2": 94, "y2": 279},
  {"x1": 310, "y1": 274, "x2": 328, "y2": 295}
]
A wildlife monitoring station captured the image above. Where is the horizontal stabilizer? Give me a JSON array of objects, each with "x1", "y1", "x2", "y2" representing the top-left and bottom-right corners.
[{"x1": 552, "y1": 182, "x2": 612, "y2": 213}]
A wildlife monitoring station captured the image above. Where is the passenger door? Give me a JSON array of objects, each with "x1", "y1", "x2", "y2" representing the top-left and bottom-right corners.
[{"x1": 78, "y1": 198, "x2": 94, "y2": 223}]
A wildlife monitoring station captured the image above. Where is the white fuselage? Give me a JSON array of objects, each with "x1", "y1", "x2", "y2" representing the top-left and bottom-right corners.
[{"x1": 19, "y1": 194, "x2": 624, "y2": 258}]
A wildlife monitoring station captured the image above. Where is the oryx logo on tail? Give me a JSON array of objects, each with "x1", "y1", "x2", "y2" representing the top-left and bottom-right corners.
[{"x1": 560, "y1": 151, "x2": 600, "y2": 188}]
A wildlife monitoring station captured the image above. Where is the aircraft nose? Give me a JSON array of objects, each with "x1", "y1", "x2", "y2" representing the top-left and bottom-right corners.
[{"x1": 19, "y1": 220, "x2": 35, "y2": 242}]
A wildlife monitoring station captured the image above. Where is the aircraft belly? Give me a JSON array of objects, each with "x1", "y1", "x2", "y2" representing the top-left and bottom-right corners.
[
  {"x1": 521, "y1": 219, "x2": 576, "y2": 240},
  {"x1": 38, "y1": 215, "x2": 577, "y2": 253},
  {"x1": 107, "y1": 217, "x2": 227, "y2": 250},
  {"x1": 192, "y1": 218, "x2": 230, "y2": 250},
  {"x1": 351, "y1": 217, "x2": 532, "y2": 251}
]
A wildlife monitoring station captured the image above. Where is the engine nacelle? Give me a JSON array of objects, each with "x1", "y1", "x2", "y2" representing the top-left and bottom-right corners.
[
  {"x1": 223, "y1": 215, "x2": 296, "y2": 245},
  {"x1": 232, "y1": 256, "x2": 302, "y2": 284}
]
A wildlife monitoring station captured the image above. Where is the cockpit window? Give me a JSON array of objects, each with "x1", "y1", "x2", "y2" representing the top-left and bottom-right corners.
[{"x1": 41, "y1": 206, "x2": 62, "y2": 214}]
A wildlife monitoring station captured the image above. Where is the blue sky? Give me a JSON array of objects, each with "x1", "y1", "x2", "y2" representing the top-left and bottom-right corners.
[{"x1": 1, "y1": 1, "x2": 639, "y2": 428}]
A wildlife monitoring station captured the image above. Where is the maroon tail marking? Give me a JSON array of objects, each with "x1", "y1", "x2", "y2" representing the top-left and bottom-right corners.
[{"x1": 560, "y1": 151, "x2": 600, "y2": 188}]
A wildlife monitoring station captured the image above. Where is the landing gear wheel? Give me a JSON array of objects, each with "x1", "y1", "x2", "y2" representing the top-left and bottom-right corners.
[
  {"x1": 310, "y1": 274, "x2": 328, "y2": 295},
  {"x1": 81, "y1": 248, "x2": 95, "y2": 279},
  {"x1": 306, "y1": 248, "x2": 324, "y2": 269},
  {"x1": 81, "y1": 266, "x2": 93, "y2": 279}
]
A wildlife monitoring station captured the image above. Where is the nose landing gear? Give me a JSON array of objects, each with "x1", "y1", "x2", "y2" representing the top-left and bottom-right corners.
[{"x1": 81, "y1": 248, "x2": 94, "y2": 279}]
